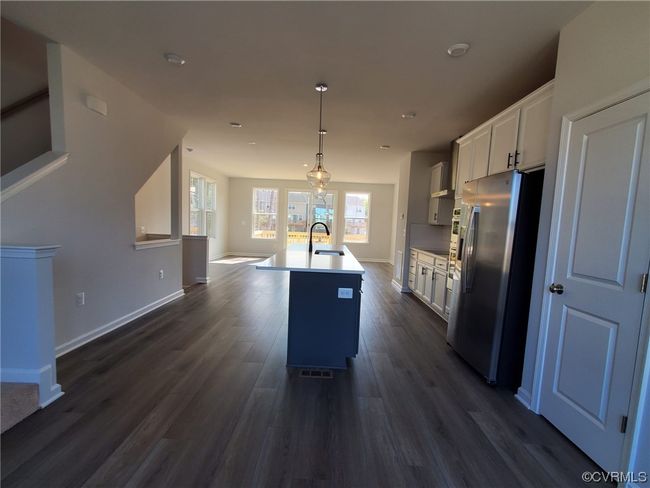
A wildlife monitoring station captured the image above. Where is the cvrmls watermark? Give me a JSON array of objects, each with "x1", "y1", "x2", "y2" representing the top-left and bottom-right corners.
[{"x1": 582, "y1": 471, "x2": 648, "y2": 483}]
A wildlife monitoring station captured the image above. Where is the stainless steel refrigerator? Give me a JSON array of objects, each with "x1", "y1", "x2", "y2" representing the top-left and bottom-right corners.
[{"x1": 447, "y1": 170, "x2": 543, "y2": 388}]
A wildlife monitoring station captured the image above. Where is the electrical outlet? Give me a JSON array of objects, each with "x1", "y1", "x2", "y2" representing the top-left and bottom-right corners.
[
  {"x1": 76, "y1": 292, "x2": 85, "y2": 306},
  {"x1": 159, "y1": 269, "x2": 164, "y2": 280},
  {"x1": 337, "y1": 287, "x2": 353, "y2": 299}
]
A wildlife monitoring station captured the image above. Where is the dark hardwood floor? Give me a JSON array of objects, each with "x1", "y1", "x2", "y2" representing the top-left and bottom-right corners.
[{"x1": 1, "y1": 262, "x2": 602, "y2": 487}]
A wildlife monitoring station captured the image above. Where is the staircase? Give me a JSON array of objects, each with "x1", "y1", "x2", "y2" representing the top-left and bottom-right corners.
[{"x1": 1, "y1": 383, "x2": 39, "y2": 433}]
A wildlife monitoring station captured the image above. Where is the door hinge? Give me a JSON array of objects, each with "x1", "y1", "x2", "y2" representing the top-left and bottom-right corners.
[
  {"x1": 620, "y1": 415, "x2": 628, "y2": 434},
  {"x1": 641, "y1": 273, "x2": 648, "y2": 294}
]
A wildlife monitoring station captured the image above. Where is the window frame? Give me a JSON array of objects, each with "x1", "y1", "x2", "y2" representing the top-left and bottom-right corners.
[
  {"x1": 189, "y1": 171, "x2": 217, "y2": 238},
  {"x1": 343, "y1": 191, "x2": 371, "y2": 244},
  {"x1": 285, "y1": 188, "x2": 337, "y2": 246},
  {"x1": 251, "y1": 187, "x2": 279, "y2": 240}
]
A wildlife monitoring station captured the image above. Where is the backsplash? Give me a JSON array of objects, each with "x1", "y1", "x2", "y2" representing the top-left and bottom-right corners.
[{"x1": 409, "y1": 223, "x2": 451, "y2": 251}]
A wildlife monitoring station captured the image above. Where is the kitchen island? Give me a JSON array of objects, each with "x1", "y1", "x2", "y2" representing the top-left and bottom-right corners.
[{"x1": 256, "y1": 245, "x2": 364, "y2": 369}]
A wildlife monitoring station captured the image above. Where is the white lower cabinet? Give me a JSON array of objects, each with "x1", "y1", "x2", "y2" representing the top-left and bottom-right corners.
[
  {"x1": 431, "y1": 268, "x2": 447, "y2": 316},
  {"x1": 414, "y1": 263, "x2": 425, "y2": 297},
  {"x1": 422, "y1": 265, "x2": 434, "y2": 302},
  {"x1": 408, "y1": 248, "x2": 448, "y2": 321}
]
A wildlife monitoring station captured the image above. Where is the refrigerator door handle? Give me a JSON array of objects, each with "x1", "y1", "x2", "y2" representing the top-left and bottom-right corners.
[{"x1": 462, "y1": 206, "x2": 480, "y2": 293}]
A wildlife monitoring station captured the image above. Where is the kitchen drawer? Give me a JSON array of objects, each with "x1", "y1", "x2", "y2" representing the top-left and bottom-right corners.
[
  {"x1": 409, "y1": 250, "x2": 418, "y2": 261},
  {"x1": 418, "y1": 253, "x2": 434, "y2": 266},
  {"x1": 408, "y1": 273, "x2": 416, "y2": 289},
  {"x1": 434, "y1": 257, "x2": 448, "y2": 270}
]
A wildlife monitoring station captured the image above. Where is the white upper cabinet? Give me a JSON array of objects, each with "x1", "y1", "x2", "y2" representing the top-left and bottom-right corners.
[
  {"x1": 472, "y1": 126, "x2": 492, "y2": 179},
  {"x1": 454, "y1": 80, "x2": 555, "y2": 181},
  {"x1": 456, "y1": 139, "x2": 473, "y2": 198},
  {"x1": 488, "y1": 108, "x2": 520, "y2": 175},
  {"x1": 455, "y1": 126, "x2": 491, "y2": 197},
  {"x1": 430, "y1": 163, "x2": 443, "y2": 194},
  {"x1": 515, "y1": 83, "x2": 553, "y2": 171}
]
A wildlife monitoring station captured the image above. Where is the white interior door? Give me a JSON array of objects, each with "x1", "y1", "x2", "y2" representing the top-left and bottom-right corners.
[{"x1": 540, "y1": 91, "x2": 650, "y2": 472}]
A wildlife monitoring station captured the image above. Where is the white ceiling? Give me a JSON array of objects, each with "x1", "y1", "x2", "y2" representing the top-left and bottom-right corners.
[{"x1": 1, "y1": 1, "x2": 588, "y2": 184}]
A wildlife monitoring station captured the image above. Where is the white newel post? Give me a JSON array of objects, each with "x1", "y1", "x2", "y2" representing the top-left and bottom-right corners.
[{"x1": 1, "y1": 245, "x2": 63, "y2": 407}]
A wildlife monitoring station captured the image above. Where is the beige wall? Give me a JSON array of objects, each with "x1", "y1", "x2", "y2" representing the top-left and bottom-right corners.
[
  {"x1": 228, "y1": 178, "x2": 395, "y2": 261},
  {"x1": 1, "y1": 18, "x2": 51, "y2": 175},
  {"x1": 392, "y1": 151, "x2": 451, "y2": 289},
  {"x1": 521, "y1": 1, "x2": 650, "y2": 399},
  {"x1": 181, "y1": 156, "x2": 229, "y2": 261},
  {"x1": 1, "y1": 44, "x2": 186, "y2": 352},
  {"x1": 134, "y1": 156, "x2": 171, "y2": 240}
]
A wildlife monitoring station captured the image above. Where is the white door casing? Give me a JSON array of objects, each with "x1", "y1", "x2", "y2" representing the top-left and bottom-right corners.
[{"x1": 539, "y1": 91, "x2": 650, "y2": 472}]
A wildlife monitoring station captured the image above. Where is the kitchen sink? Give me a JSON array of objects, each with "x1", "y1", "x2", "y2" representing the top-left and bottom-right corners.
[{"x1": 314, "y1": 249, "x2": 345, "y2": 256}]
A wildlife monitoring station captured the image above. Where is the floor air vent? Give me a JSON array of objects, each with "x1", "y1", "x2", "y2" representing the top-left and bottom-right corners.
[{"x1": 299, "y1": 369, "x2": 334, "y2": 379}]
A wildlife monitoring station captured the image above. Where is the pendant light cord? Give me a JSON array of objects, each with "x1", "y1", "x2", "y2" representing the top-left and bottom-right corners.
[{"x1": 318, "y1": 88, "x2": 324, "y2": 165}]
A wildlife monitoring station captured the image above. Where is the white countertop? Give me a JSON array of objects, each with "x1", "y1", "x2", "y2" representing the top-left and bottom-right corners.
[
  {"x1": 256, "y1": 245, "x2": 365, "y2": 274},
  {"x1": 411, "y1": 247, "x2": 449, "y2": 260}
]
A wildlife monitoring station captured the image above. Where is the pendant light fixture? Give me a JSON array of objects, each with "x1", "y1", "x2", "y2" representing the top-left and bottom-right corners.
[{"x1": 306, "y1": 83, "x2": 332, "y2": 190}]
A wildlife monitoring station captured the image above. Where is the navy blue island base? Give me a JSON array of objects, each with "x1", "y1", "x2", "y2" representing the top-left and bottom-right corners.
[{"x1": 287, "y1": 271, "x2": 362, "y2": 369}]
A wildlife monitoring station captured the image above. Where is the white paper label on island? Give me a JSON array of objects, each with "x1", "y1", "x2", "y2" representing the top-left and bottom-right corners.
[{"x1": 337, "y1": 288, "x2": 353, "y2": 299}]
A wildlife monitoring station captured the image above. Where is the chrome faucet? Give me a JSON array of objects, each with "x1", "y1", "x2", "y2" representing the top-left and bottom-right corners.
[{"x1": 308, "y1": 222, "x2": 330, "y2": 253}]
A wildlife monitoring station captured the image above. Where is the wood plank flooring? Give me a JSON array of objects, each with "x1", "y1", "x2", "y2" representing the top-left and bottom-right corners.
[{"x1": 1, "y1": 262, "x2": 603, "y2": 487}]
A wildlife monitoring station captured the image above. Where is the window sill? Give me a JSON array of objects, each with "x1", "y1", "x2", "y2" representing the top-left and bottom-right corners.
[{"x1": 134, "y1": 239, "x2": 180, "y2": 251}]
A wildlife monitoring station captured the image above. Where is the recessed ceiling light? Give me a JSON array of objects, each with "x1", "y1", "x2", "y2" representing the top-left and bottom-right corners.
[
  {"x1": 379, "y1": 145, "x2": 391, "y2": 150},
  {"x1": 164, "y1": 52, "x2": 186, "y2": 66},
  {"x1": 447, "y1": 43, "x2": 470, "y2": 57},
  {"x1": 303, "y1": 163, "x2": 309, "y2": 167},
  {"x1": 248, "y1": 141, "x2": 256, "y2": 145},
  {"x1": 401, "y1": 112, "x2": 416, "y2": 119},
  {"x1": 230, "y1": 122, "x2": 243, "y2": 128}
]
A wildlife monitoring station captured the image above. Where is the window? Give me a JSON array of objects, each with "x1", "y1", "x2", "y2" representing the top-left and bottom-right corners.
[
  {"x1": 287, "y1": 191, "x2": 335, "y2": 245},
  {"x1": 343, "y1": 192, "x2": 370, "y2": 243},
  {"x1": 252, "y1": 188, "x2": 278, "y2": 239},
  {"x1": 189, "y1": 172, "x2": 217, "y2": 237}
]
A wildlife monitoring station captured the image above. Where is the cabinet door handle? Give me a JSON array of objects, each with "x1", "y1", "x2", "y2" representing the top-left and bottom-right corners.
[
  {"x1": 507, "y1": 152, "x2": 513, "y2": 168},
  {"x1": 514, "y1": 150, "x2": 520, "y2": 166},
  {"x1": 434, "y1": 212, "x2": 438, "y2": 221}
]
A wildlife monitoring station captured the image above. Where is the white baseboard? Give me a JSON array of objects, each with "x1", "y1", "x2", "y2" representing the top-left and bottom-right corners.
[
  {"x1": 196, "y1": 277, "x2": 211, "y2": 283},
  {"x1": 1, "y1": 364, "x2": 64, "y2": 407},
  {"x1": 225, "y1": 252, "x2": 272, "y2": 258},
  {"x1": 391, "y1": 279, "x2": 410, "y2": 293},
  {"x1": 358, "y1": 258, "x2": 391, "y2": 263},
  {"x1": 40, "y1": 388, "x2": 64, "y2": 408},
  {"x1": 515, "y1": 387, "x2": 532, "y2": 410},
  {"x1": 55, "y1": 289, "x2": 185, "y2": 357}
]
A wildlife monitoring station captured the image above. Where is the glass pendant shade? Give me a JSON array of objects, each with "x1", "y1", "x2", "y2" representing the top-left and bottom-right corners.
[
  {"x1": 312, "y1": 184, "x2": 328, "y2": 202},
  {"x1": 306, "y1": 155, "x2": 331, "y2": 188}
]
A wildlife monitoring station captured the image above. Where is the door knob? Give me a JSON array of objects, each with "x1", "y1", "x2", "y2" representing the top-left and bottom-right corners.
[{"x1": 549, "y1": 283, "x2": 564, "y2": 295}]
